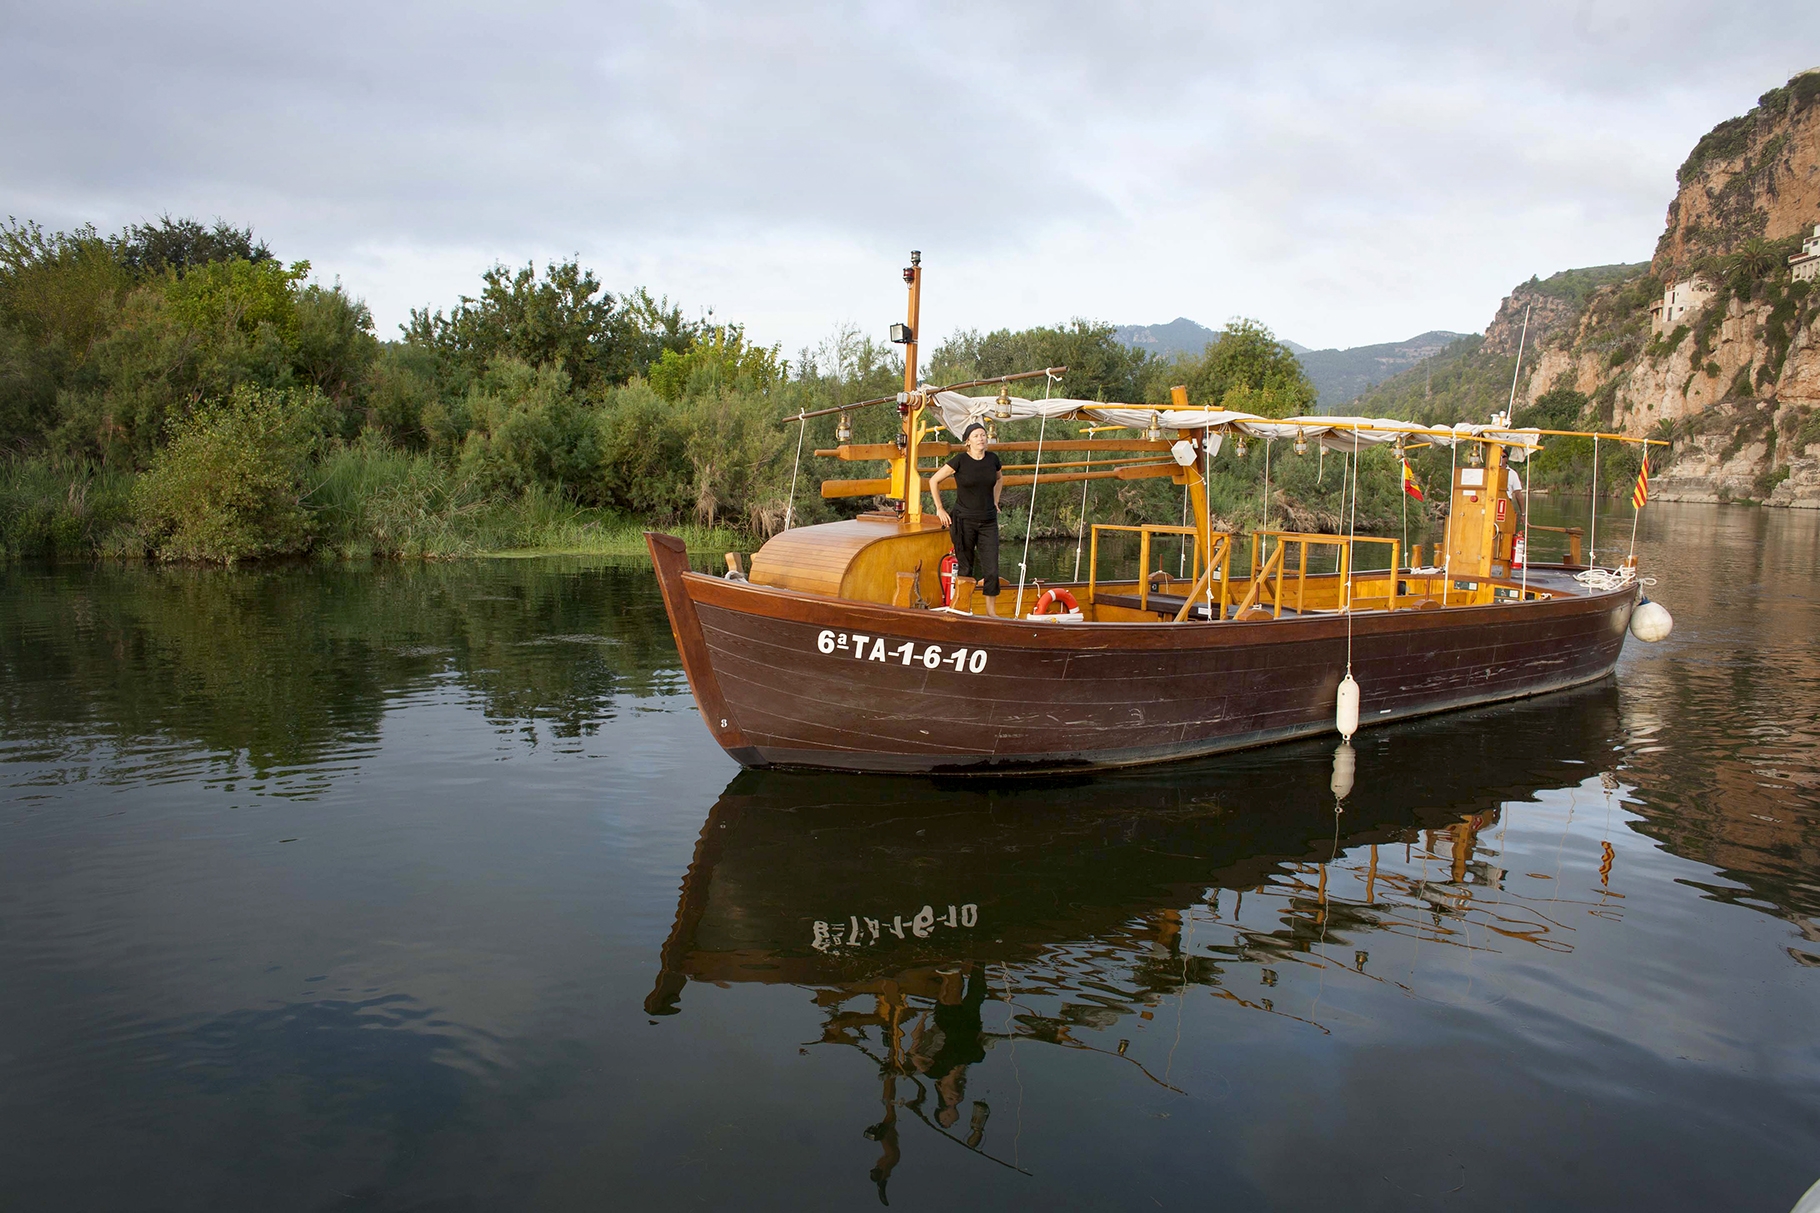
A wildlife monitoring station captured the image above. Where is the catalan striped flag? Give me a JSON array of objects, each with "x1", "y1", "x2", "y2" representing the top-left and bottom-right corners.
[
  {"x1": 1632, "y1": 453, "x2": 1650, "y2": 509},
  {"x1": 1401, "y1": 459, "x2": 1424, "y2": 501}
]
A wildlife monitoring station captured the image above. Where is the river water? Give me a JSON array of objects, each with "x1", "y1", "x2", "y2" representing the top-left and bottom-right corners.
[{"x1": 3, "y1": 502, "x2": 1817, "y2": 1211}]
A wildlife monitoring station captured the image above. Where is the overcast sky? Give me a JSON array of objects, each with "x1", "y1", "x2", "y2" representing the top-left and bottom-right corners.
[{"x1": 6, "y1": 1, "x2": 1817, "y2": 357}]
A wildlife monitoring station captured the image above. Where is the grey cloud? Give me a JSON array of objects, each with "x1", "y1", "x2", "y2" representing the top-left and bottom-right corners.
[{"x1": 5, "y1": 0, "x2": 1819, "y2": 349}]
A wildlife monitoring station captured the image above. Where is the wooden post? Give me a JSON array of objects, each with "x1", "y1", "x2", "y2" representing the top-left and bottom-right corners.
[
  {"x1": 1138, "y1": 528, "x2": 1152, "y2": 612},
  {"x1": 1088, "y1": 526, "x2": 1101, "y2": 606},
  {"x1": 1218, "y1": 536, "x2": 1232, "y2": 620},
  {"x1": 1272, "y1": 535, "x2": 1286, "y2": 619},
  {"x1": 903, "y1": 253, "x2": 923, "y2": 524},
  {"x1": 1296, "y1": 539, "x2": 1308, "y2": 616},
  {"x1": 892, "y1": 571, "x2": 917, "y2": 608},
  {"x1": 1567, "y1": 527, "x2": 1584, "y2": 567}
]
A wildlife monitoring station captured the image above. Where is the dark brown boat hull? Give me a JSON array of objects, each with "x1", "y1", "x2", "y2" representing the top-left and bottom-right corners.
[{"x1": 647, "y1": 532, "x2": 1636, "y2": 775}]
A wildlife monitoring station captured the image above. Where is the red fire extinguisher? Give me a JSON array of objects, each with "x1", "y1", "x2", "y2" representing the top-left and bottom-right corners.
[
  {"x1": 939, "y1": 551, "x2": 957, "y2": 606},
  {"x1": 1513, "y1": 532, "x2": 1526, "y2": 568}
]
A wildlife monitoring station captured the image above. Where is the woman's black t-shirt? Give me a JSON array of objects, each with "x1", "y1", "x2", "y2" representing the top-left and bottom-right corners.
[{"x1": 945, "y1": 451, "x2": 1002, "y2": 519}]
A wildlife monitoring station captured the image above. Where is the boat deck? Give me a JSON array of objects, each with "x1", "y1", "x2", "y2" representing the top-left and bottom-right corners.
[{"x1": 1078, "y1": 564, "x2": 1598, "y2": 623}]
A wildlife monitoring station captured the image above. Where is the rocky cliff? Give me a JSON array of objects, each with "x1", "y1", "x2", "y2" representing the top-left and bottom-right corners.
[{"x1": 1489, "y1": 71, "x2": 1820, "y2": 508}]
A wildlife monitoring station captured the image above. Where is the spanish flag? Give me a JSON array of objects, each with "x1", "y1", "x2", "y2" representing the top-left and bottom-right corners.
[
  {"x1": 1632, "y1": 454, "x2": 1650, "y2": 509},
  {"x1": 1401, "y1": 459, "x2": 1424, "y2": 501}
]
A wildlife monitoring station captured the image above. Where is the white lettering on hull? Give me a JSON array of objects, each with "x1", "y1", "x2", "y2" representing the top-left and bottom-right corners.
[{"x1": 816, "y1": 630, "x2": 989, "y2": 673}]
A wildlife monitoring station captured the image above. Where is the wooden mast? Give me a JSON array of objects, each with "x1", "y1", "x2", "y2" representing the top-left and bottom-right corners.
[{"x1": 902, "y1": 252, "x2": 924, "y2": 524}]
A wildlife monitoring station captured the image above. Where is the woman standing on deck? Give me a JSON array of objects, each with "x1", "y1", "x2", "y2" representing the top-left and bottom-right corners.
[{"x1": 930, "y1": 422, "x2": 1004, "y2": 616}]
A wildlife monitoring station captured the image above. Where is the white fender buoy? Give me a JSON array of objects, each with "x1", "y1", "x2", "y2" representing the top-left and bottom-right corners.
[
  {"x1": 1630, "y1": 598, "x2": 1673, "y2": 643},
  {"x1": 1336, "y1": 673, "x2": 1360, "y2": 741},
  {"x1": 1331, "y1": 742, "x2": 1356, "y2": 801}
]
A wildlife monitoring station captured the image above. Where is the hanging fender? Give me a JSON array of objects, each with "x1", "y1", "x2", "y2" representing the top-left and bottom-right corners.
[
  {"x1": 1031, "y1": 587, "x2": 1080, "y2": 616},
  {"x1": 1335, "y1": 673, "x2": 1360, "y2": 740}
]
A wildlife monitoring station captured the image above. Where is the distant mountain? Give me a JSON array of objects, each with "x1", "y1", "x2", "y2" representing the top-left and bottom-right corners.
[
  {"x1": 1294, "y1": 331, "x2": 1471, "y2": 410},
  {"x1": 1111, "y1": 317, "x2": 1222, "y2": 359},
  {"x1": 1112, "y1": 319, "x2": 1469, "y2": 409}
]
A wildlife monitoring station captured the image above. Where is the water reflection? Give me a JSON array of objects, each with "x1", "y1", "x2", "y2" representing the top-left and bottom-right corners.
[
  {"x1": 0, "y1": 560, "x2": 681, "y2": 783},
  {"x1": 651, "y1": 686, "x2": 1647, "y2": 1199}
]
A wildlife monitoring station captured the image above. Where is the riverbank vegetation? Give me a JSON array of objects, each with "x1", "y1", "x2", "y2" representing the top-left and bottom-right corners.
[{"x1": 3, "y1": 214, "x2": 1424, "y2": 565}]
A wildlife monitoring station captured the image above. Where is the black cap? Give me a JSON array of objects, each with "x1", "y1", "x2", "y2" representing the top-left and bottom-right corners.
[{"x1": 961, "y1": 422, "x2": 986, "y2": 441}]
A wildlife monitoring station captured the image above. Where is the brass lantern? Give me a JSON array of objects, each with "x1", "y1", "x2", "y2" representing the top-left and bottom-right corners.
[
  {"x1": 993, "y1": 388, "x2": 1013, "y2": 421},
  {"x1": 836, "y1": 413, "x2": 853, "y2": 444},
  {"x1": 1144, "y1": 412, "x2": 1163, "y2": 442},
  {"x1": 1234, "y1": 435, "x2": 1249, "y2": 459},
  {"x1": 1294, "y1": 430, "x2": 1308, "y2": 456}
]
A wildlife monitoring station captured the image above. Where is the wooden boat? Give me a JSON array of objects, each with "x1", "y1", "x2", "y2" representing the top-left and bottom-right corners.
[{"x1": 647, "y1": 254, "x2": 1665, "y2": 775}]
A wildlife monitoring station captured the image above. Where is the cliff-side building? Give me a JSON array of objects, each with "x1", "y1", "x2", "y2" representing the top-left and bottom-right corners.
[
  {"x1": 1789, "y1": 224, "x2": 1820, "y2": 282},
  {"x1": 1649, "y1": 276, "x2": 1714, "y2": 333}
]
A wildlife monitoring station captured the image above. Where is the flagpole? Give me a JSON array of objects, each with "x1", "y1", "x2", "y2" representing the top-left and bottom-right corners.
[
  {"x1": 1628, "y1": 451, "x2": 1648, "y2": 562},
  {"x1": 1401, "y1": 449, "x2": 1409, "y2": 562},
  {"x1": 1589, "y1": 434, "x2": 1599, "y2": 567}
]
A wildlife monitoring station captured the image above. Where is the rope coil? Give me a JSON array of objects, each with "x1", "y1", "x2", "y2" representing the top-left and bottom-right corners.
[{"x1": 1572, "y1": 566, "x2": 1654, "y2": 591}]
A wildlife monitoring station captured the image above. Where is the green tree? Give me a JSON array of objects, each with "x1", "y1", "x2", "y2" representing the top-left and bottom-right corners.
[
  {"x1": 113, "y1": 215, "x2": 271, "y2": 278},
  {"x1": 1178, "y1": 319, "x2": 1315, "y2": 417},
  {"x1": 0, "y1": 220, "x2": 132, "y2": 448},
  {"x1": 647, "y1": 324, "x2": 783, "y2": 401},
  {"x1": 930, "y1": 319, "x2": 1151, "y2": 402},
  {"x1": 404, "y1": 259, "x2": 698, "y2": 394}
]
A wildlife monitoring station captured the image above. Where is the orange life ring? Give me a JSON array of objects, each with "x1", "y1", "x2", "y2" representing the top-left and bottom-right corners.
[{"x1": 1031, "y1": 587, "x2": 1080, "y2": 615}]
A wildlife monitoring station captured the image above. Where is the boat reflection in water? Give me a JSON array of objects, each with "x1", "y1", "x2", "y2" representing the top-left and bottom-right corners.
[{"x1": 648, "y1": 684, "x2": 1628, "y2": 1199}]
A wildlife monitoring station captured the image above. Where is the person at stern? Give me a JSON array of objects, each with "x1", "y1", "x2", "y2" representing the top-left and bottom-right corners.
[{"x1": 929, "y1": 422, "x2": 1004, "y2": 616}]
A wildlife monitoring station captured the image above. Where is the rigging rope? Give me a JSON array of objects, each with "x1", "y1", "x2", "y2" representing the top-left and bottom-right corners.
[
  {"x1": 1261, "y1": 437, "x2": 1272, "y2": 532},
  {"x1": 783, "y1": 410, "x2": 807, "y2": 531},
  {"x1": 1014, "y1": 370, "x2": 1056, "y2": 614},
  {"x1": 1072, "y1": 435, "x2": 1093, "y2": 581},
  {"x1": 1345, "y1": 428, "x2": 1360, "y2": 673},
  {"x1": 1180, "y1": 484, "x2": 1189, "y2": 577},
  {"x1": 1205, "y1": 428, "x2": 1214, "y2": 620}
]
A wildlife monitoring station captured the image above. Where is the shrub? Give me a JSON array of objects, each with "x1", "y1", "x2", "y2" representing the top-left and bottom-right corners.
[
  {"x1": 132, "y1": 384, "x2": 319, "y2": 563},
  {"x1": 454, "y1": 358, "x2": 602, "y2": 499},
  {"x1": 594, "y1": 381, "x2": 693, "y2": 517}
]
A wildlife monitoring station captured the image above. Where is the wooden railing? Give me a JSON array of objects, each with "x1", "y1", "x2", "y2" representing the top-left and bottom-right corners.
[
  {"x1": 1527, "y1": 525, "x2": 1585, "y2": 566},
  {"x1": 1240, "y1": 530, "x2": 1402, "y2": 618},
  {"x1": 1088, "y1": 524, "x2": 1232, "y2": 620}
]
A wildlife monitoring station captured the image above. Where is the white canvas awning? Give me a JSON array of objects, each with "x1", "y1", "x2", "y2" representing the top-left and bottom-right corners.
[{"x1": 930, "y1": 392, "x2": 1541, "y2": 461}]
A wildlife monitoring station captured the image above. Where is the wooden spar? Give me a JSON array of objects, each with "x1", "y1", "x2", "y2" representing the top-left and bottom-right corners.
[
  {"x1": 818, "y1": 439, "x2": 1174, "y2": 459},
  {"x1": 820, "y1": 461, "x2": 1180, "y2": 499},
  {"x1": 788, "y1": 366, "x2": 1067, "y2": 423}
]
